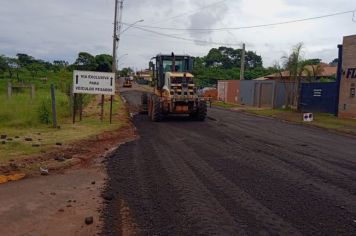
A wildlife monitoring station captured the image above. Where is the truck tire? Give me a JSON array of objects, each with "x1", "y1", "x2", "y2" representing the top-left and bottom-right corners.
[
  {"x1": 196, "y1": 101, "x2": 207, "y2": 121},
  {"x1": 151, "y1": 95, "x2": 162, "y2": 122}
]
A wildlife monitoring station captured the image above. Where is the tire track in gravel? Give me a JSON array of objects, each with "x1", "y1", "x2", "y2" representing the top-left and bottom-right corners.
[
  {"x1": 162, "y1": 111, "x2": 356, "y2": 235},
  {"x1": 159, "y1": 128, "x2": 302, "y2": 235}
]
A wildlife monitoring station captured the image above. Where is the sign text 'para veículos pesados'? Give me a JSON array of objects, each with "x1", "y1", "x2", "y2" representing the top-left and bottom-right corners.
[{"x1": 73, "y1": 70, "x2": 115, "y2": 95}]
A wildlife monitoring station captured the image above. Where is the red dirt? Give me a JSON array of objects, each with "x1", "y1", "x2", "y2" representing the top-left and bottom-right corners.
[{"x1": 0, "y1": 123, "x2": 138, "y2": 181}]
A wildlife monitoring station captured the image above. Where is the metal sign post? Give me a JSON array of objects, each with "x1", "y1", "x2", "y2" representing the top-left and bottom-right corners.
[
  {"x1": 101, "y1": 94, "x2": 105, "y2": 122},
  {"x1": 110, "y1": 95, "x2": 114, "y2": 124}
]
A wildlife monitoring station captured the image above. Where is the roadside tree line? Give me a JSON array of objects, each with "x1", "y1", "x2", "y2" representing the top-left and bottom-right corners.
[
  {"x1": 192, "y1": 45, "x2": 338, "y2": 87},
  {"x1": 0, "y1": 52, "x2": 134, "y2": 82},
  {"x1": 192, "y1": 46, "x2": 278, "y2": 87}
]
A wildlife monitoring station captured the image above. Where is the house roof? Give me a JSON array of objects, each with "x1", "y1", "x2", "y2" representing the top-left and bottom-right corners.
[
  {"x1": 254, "y1": 77, "x2": 272, "y2": 81},
  {"x1": 265, "y1": 64, "x2": 337, "y2": 79}
]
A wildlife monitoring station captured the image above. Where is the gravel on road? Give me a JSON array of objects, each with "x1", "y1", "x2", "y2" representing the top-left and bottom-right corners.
[{"x1": 101, "y1": 90, "x2": 356, "y2": 236}]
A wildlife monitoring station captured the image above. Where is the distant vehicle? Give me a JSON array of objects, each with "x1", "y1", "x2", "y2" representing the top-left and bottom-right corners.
[
  {"x1": 123, "y1": 77, "x2": 132, "y2": 88},
  {"x1": 141, "y1": 53, "x2": 207, "y2": 121}
]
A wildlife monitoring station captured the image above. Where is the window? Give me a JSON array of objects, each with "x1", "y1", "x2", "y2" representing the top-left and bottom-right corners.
[
  {"x1": 163, "y1": 60, "x2": 186, "y2": 72},
  {"x1": 350, "y1": 88, "x2": 355, "y2": 98}
]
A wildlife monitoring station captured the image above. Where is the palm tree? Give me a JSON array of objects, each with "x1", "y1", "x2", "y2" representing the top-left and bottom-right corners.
[
  {"x1": 281, "y1": 43, "x2": 305, "y2": 110},
  {"x1": 304, "y1": 64, "x2": 324, "y2": 82}
]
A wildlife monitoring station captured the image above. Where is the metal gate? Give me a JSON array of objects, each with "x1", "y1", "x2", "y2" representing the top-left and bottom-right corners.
[{"x1": 300, "y1": 82, "x2": 338, "y2": 114}]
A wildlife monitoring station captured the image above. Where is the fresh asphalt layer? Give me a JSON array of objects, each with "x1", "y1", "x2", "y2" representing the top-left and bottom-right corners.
[{"x1": 102, "y1": 90, "x2": 356, "y2": 236}]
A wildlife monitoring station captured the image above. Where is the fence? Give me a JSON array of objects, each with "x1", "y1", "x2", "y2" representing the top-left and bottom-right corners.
[
  {"x1": 300, "y1": 82, "x2": 338, "y2": 115},
  {"x1": 7, "y1": 82, "x2": 35, "y2": 99},
  {"x1": 239, "y1": 80, "x2": 297, "y2": 108}
]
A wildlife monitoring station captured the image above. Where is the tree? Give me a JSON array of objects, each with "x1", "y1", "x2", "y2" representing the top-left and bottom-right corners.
[
  {"x1": 303, "y1": 58, "x2": 322, "y2": 65},
  {"x1": 205, "y1": 47, "x2": 263, "y2": 70},
  {"x1": 74, "y1": 52, "x2": 97, "y2": 71},
  {"x1": 119, "y1": 67, "x2": 133, "y2": 77},
  {"x1": 16, "y1": 53, "x2": 35, "y2": 67},
  {"x1": 28, "y1": 63, "x2": 45, "y2": 80},
  {"x1": 281, "y1": 42, "x2": 305, "y2": 109},
  {"x1": 95, "y1": 54, "x2": 113, "y2": 72},
  {"x1": 0, "y1": 55, "x2": 8, "y2": 76},
  {"x1": 5, "y1": 58, "x2": 20, "y2": 80},
  {"x1": 304, "y1": 63, "x2": 324, "y2": 82},
  {"x1": 329, "y1": 58, "x2": 338, "y2": 67},
  {"x1": 53, "y1": 60, "x2": 69, "y2": 67},
  {"x1": 205, "y1": 48, "x2": 224, "y2": 68},
  {"x1": 53, "y1": 60, "x2": 69, "y2": 72},
  {"x1": 245, "y1": 51, "x2": 263, "y2": 69}
]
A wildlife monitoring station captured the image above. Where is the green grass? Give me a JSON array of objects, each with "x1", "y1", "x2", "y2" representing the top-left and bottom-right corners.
[
  {"x1": 243, "y1": 108, "x2": 356, "y2": 135},
  {"x1": 0, "y1": 70, "x2": 72, "y2": 128},
  {"x1": 0, "y1": 90, "x2": 71, "y2": 128},
  {"x1": 0, "y1": 94, "x2": 126, "y2": 163},
  {"x1": 0, "y1": 71, "x2": 128, "y2": 163},
  {"x1": 212, "y1": 101, "x2": 240, "y2": 109}
]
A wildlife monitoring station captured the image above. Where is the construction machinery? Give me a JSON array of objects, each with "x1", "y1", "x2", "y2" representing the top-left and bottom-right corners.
[
  {"x1": 123, "y1": 77, "x2": 132, "y2": 88},
  {"x1": 142, "y1": 53, "x2": 207, "y2": 121}
]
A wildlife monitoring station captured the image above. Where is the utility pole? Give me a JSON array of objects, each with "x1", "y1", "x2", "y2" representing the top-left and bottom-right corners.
[
  {"x1": 110, "y1": 0, "x2": 123, "y2": 124},
  {"x1": 240, "y1": 43, "x2": 245, "y2": 80},
  {"x1": 112, "y1": 0, "x2": 119, "y2": 73}
]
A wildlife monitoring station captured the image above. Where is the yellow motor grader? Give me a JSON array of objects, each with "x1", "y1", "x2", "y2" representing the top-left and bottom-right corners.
[
  {"x1": 123, "y1": 77, "x2": 132, "y2": 88},
  {"x1": 141, "y1": 53, "x2": 207, "y2": 121}
]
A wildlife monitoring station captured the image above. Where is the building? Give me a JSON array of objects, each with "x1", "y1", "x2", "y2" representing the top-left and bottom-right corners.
[
  {"x1": 136, "y1": 69, "x2": 152, "y2": 82},
  {"x1": 338, "y1": 35, "x2": 356, "y2": 118},
  {"x1": 256, "y1": 64, "x2": 337, "y2": 81}
]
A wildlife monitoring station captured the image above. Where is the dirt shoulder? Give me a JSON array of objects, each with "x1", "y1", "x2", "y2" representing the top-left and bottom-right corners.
[
  {"x1": 0, "y1": 98, "x2": 138, "y2": 236},
  {"x1": 0, "y1": 94, "x2": 132, "y2": 182},
  {"x1": 0, "y1": 123, "x2": 136, "y2": 179},
  {"x1": 212, "y1": 101, "x2": 356, "y2": 137}
]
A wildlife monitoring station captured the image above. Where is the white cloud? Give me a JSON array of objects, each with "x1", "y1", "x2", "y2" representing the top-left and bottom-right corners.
[{"x1": 0, "y1": 0, "x2": 355, "y2": 69}]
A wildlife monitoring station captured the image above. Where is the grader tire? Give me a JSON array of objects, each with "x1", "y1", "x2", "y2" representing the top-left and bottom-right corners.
[
  {"x1": 140, "y1": 93, "x2": 148, "y2": 114},
  {"x1": 151, "y1": 96, "x2": 162, "y2": 122},
  {"x1": 147, "y1": 95, "x2": 152, "y2": 117},
  {"x1": 196, "y1": 101, "x2": 207, "y2": 121}
]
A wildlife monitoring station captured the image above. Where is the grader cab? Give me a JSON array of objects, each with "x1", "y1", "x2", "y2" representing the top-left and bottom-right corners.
[{"x1": 142, "y1": 53, "x2": 207, "y2": 121}]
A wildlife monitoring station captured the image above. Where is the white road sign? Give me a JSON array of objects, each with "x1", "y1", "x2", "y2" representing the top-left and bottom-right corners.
[{"x1": 73, "y1": 70, "x2": 115, "y2": 95}]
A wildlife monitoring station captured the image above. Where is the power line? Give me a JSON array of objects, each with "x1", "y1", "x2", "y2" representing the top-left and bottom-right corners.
[
  {"x1": 149, "y1": 0, "x2": 228, "y2": 25},
  {"x1": 124, "y1": 32, "x2": 214, "y2": 47},
  {"x1": 130, "y1": 25, "x2": 242, "y2": 47},
  {"x1": 123, "y1": 9, "x2": 356, "y2": 31}
]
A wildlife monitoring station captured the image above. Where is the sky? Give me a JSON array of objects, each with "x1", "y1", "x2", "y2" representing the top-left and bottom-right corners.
[{"x1": 0, "y1": 0, "x2": 355, "y2": 70}]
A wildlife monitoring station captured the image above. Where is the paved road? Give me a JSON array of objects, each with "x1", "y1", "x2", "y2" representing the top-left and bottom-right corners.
[{"x1": 102, "y1": 90, "x2": 356, "y2": 236}]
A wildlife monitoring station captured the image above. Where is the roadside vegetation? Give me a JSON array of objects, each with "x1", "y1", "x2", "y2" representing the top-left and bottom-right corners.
[
  {"x1": 193, "y1": 44, "x2": 337, "y2": 90},
  {"x1": 212, "y1": 101, "x2": 240, "y2": 109},
  {"x1": 0, "y1": 52, "x2": 127, "y2": 163},
  {"x1": 238, "y1": 107, "x2": 356, "y2": 136},
  {"x1": 193, "y1": 46, "x2": 278, "y2": 87}
]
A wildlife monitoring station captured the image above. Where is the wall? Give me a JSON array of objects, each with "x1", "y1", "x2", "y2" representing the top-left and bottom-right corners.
[
  {"x1": 240, "y1": 80, "x2": 297, "y2": 108},
  {"x1": 240, "y1": 80, "x2": 256, "y2": 106},
  {"x1": 338, "y1": 35, "x2": 356, "y2": 118},
  {"x1": 240, "y1": 80, "x2": 275, "y2": 108},
  {"x1": 300, "y1": 82, "x2": 338, "y2": 114},
  {"x1": 217, "y1": 80, "x2": 240, "y2": 103}
]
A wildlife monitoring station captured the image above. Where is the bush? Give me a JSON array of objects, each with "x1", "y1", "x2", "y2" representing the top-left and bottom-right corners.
[{"x1": 37, "y1": 99, "x2": 51, "y2": 125}]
